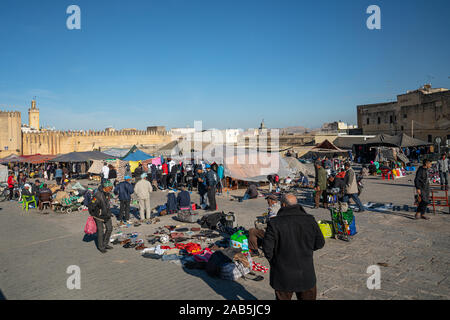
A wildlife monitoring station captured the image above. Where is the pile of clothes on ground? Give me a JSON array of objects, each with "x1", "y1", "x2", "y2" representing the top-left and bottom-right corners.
[
  {"x1": 108, "y1": 212, "x2": 268, "y2": 282},
  {"x1": 50, "y1": 181, "x2": 90, "y2": 213}
]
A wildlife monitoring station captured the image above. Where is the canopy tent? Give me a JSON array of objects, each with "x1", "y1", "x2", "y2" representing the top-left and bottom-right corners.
[
  {"x1": 283, "y1": 156, "x2": 315, "y2": 177},
  {"x1": 0, "y1": 154, "x2": 22, "y2": 164},
  {"x1": 121, "y1": 149, "x2": 153, "y2": 161},
  {"x1": 361, "y1": 133, "x2": 431, "y2": 148},
  {"x1": 333, "y1": 136, "x2": 372, "y2": 150},
  {"x1": 301, "y1": 139, "x2": 349, "y2": 158},
  {"x1": 0, "y1": 164, "x2": 8, "y2": 182},
  {"x1": 51, "y1": 151, "x2": 113, "y2": 163},
  {"x1": 19, "y1": 154, "x2": 56, "y2": 164},
  {"x1": 201, "y1": 145, "x2": 292, "y2": 182},
  {"x1": 394, "y1": 133, "x2": 432, "y2": 148},
  {"x1": 101, "y1": 148, "x2": 130, "y2": 158}
]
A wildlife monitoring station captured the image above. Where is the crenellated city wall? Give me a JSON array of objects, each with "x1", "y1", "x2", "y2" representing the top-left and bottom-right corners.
[{"x1": 21, "y1": 129, "x2": 172, "y2": 155}]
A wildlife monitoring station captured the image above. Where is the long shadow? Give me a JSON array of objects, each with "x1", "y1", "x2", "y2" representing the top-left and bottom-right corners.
[
  {"x1": 181, "y1": 266, "x2": 258, "y2": 300},
  {"x1": 364, "y1": 209, "x2": 417, "y2": 220},
  {"x1": 372, "y1": 182, "x2": 415, "y2": 188}
]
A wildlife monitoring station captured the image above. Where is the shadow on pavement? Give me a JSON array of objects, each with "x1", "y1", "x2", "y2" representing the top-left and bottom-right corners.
[
  {"x1": 181, "y1": 266, "x2": 258, "y2": 300},
  {"x1": 0, "y1": 289, "x2": 6, "y2": 300},
  {"x1": 82, "y1": 233, "x2": 96, "y2": 243}
]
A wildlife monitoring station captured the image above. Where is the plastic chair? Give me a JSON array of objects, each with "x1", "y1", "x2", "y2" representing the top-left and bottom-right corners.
[{"x1": 22, "y1": 195, "x2": 37, "y2": 211}]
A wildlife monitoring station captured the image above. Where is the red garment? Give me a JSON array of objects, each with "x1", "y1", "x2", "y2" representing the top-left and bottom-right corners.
[
  {"x1": 7, "y1": 176, "x2": 15, "y2": 188},
  {"x1": 162, "y1": 163, "x2": 168, "y2": 175}
]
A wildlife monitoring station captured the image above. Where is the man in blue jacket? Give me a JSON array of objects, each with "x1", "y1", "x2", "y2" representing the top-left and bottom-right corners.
[{"x1": 114, "y1": 176, "x2": 134, "y2": 224}]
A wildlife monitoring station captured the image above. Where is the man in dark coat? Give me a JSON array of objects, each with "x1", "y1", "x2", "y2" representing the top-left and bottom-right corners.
[
  {"x1": 114, "y1": 176, "x2": 134, "y2": 224},
  {"x1": 91, "y1": 180, "x2": 114, "y2": 253},
  {"x1": 263, "y1": 193, "x2": 325, "y2": 300},
  {"x1": 205, "y1": 164, "x2": 218, "y2": 211},
  {"x1": 414, "y1": 159, "x2": 431, "y2": 220}
]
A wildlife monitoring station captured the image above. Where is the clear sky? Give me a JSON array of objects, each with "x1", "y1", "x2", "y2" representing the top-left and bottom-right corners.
[{"x1": 0, "y1": 0, "x2": 449, "y2": 131}]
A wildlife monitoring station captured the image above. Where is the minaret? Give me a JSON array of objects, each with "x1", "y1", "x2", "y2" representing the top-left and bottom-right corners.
[
  {"x1": 259, "y1": 119, "x2": 265, "y2": 130},
  {"x1": 28, "y1": 99, "x2": 40, "y2": 130}
]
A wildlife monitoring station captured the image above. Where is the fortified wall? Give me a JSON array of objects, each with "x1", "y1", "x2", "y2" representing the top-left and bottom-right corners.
[
  {"x1": 0, "y1": 111, "x2": 22, "y2": 157},
  {"x1": 21, "y1": 129, "x2": 172, "y2": 156}
]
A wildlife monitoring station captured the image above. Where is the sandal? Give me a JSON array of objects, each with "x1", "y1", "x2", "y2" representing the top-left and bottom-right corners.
[{"x1": 120, "y1": 239, "x2": 131, "y2": 245}]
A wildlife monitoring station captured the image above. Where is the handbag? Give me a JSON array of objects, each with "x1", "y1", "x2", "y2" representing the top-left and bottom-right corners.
[{"x1": 84, "y1": 216, "x2": 97, "y2": 235}]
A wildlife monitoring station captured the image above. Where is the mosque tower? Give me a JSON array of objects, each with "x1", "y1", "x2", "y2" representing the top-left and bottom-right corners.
[{"x1": 28, "y1": 99, "x2": 40, "y2": 130}]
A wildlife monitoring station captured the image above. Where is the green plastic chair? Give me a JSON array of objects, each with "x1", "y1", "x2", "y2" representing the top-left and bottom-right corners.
[{"x1": 22, "y1": 195, "x2": 37, "y2": 211}]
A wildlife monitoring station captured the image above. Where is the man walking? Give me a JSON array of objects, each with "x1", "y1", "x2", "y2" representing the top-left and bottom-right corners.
[
  {"x1": 314, "y1": 161, "x2": 327, "y2": 209},
  {"x1": 114, "y1": 175, "x2": 134, "y2": 225},
  {"x1": 134, "y1": 173, "x2": 153, "y2": 221},
  {"x1": 205, "y1": 164, "x2": 218, "y2": 211},
  {"x1": 263, "y1": 194, "x2": 325, "y2": 300},
  {"x1": 90, "y1": 180, "x2": 114, "y2": 253},
  {"x1": 415, "y1": 159, "x2": 432, "y2": 220},
  {"x1": 343, "y1": 162, "x2": 365, "y2": 212},
  {"x1": 437, "y1": 153, "x2": 449, "y2": 191}
]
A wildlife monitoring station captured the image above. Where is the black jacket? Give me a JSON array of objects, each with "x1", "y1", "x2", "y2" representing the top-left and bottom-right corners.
[
  {"x1": 263, "y1": 204, "x2": 325, "y2": 292},
  {"x1": 92, "y1": 188, "x2": 112, "y2": 220},
  {"x1": 414, "y1": 166, "x2": 430, "y2": 202}
]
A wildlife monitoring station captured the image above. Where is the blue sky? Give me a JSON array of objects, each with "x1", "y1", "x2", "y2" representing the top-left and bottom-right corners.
[{"x1": 0, "y1": 0, "x2": 449, "y2": 130}]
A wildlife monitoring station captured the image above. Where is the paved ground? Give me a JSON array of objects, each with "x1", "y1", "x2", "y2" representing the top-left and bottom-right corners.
[{"x1": 0, "y1": 171, "x2": 449, "y2": 300}]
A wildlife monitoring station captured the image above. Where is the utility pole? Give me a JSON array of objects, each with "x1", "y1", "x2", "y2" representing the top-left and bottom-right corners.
[{"x1": 411, "y1": 120, "x2": 414, "y2": 137}]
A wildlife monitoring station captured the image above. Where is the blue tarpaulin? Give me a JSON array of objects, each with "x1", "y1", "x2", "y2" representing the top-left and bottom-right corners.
[{"x1": 122, "y1": 149, "x2": 153, "y2": 161}]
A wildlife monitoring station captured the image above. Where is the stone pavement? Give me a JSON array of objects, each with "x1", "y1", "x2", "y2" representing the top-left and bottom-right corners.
[{"x1": 0, "y1": 173, "x2": 449, "y2": 300}]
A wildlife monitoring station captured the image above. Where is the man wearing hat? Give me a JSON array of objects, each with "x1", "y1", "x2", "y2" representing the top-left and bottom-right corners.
[
  {"x1": 91, "y1": 180, "x2": 114, "y2": 253},
  {"x1": 114, "y1": 175, "x2": 134, "y2": 225},
  {"x1": 248, "y1": 194, "x2": 281, "y2": 257},
  {"x1": 134, "y1": 173, "x2": 153, "y2": 221},
  {"x1": 21, "y1": 183, "x2": 33, "y2": 197}
]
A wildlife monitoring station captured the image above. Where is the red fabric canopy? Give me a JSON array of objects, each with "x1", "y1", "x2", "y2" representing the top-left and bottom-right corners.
[{"x1": 19, "y1": 154, "x2": 56, "y2": 164}]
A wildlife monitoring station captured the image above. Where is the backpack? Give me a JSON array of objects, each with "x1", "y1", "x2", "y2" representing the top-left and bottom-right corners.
[{"x1": 199, "y1": 212, "x2": 225, "y2": 230}]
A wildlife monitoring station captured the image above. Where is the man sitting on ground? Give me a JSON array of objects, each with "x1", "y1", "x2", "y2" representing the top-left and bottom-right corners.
[
  {"x1": 243, "y1": 183, "x2": 258, "y2": 200},
  {"x1": 177, "y1": 184, "x2": 191, "y2": 210}
]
